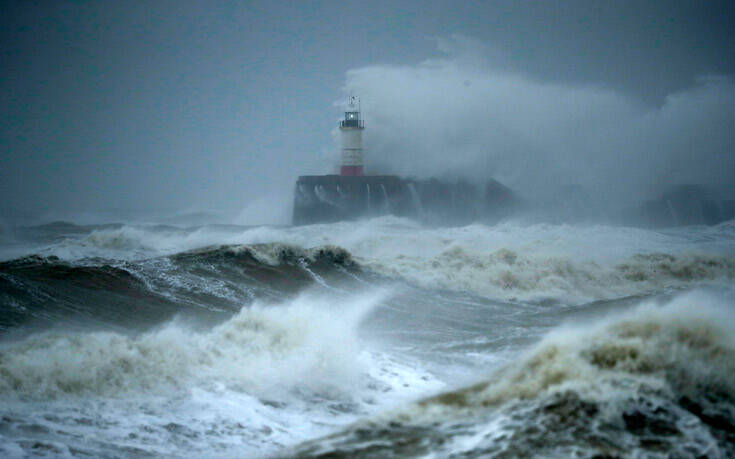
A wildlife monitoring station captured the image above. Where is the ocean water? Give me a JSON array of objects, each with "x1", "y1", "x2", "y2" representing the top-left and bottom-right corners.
[{"x1": 0, "y1": 216, "x2": 733, "y2": 457}]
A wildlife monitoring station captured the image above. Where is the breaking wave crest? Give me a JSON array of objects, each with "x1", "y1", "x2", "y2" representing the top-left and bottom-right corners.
[
  {"x1": 14, "y1": 219, "x2": 735, "y2": 305},
  {"x1": 423, "y1": 291, "x2": 735, "y2": 408},
  {"x1": 0, "y1": 244, "x2": 359, "y2": 330},
  {"x1": 363, "y1": 246, "x2": 735, "y2": 304},
  {"x1": 173, "y1": 243, "x2": 354, "y2": 268},
  {"x1": 289, "y1": 291, "x2": 735, "y2": 457},
  {"x1": 0, "y1": 291, "x2": 385, "y2": 399}
]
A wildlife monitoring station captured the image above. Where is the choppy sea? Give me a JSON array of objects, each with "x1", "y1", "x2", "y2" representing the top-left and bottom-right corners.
[{"x1": 0, "y1": 216, "x2": 733, "y2": 457}]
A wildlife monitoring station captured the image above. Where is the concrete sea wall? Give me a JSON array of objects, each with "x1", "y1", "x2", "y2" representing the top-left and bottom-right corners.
[{"x1": 292, "y1": 175, "x2": 518, "y2": 225}]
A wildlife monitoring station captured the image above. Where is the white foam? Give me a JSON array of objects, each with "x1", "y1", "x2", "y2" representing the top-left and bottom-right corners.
[
  {"x1": 0, "y1": 289, "x2": 446, "y2": 456},
  {"x1": 298, "y1": 219, "x2": 735, "y2": 304},
  {"x1": 31, "y1": 217, "x2": 735, "y2": 304},
  {"x1": 285, "y1": 290, "x2": 734, "y2": 457},
  {"x1": 398, "y1": 289, "x2": 735, "y2": 422},
  {"x1": 0, "y1": 290, "x2": 386, "y2": 398}
]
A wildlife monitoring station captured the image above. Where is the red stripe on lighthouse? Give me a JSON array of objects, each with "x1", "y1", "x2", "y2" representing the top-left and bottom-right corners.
[{"x1": 340, "y1": 166, "x2": 364, "y2": 176}]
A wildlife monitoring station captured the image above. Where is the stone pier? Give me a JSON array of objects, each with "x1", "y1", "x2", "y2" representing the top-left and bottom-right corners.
[{"x1": 292, "y1": 175, "x2": 518, "y2": 225}]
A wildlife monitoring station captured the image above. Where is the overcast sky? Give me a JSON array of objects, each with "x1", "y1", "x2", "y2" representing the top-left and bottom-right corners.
[{"x1": 2, "y1": 1, "x2": 734, "y2": 222}]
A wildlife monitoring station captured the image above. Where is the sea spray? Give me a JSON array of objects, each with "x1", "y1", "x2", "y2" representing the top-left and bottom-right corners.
[
  {"x1": 0, "y1": 244, "x2": 363, "y2": 330},
  {"x1": 362, "y1": 247, "x2": 735, "y2": 304},
  {"x1": 7, "y1": 218, "x2": 735, "y2": 309},
  {"x1": 1, "y1": 218, "x2": 734, "y2": 457},
  {"x1": 288, "y1": 290, "x2": 735, "y2": 457},
  {"x1": 0, "y1": 289, "x2": 389, "y2": 399},
  {"x1": 0, "y1": 288, "x2": 448, "y2": 456}
]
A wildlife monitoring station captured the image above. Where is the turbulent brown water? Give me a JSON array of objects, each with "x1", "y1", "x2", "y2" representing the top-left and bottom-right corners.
[{"x1": 0, "y1": 217, "x2": 733, "y2": 457}]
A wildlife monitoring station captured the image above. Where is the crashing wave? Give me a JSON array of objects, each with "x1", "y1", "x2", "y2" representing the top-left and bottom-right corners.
[
  {"x1": 10, "y1": 219, "x2": 735, "y2": 306},
  {"x1": 288, "y1": 291, "x2": 735, "y2": 457},
  {"x1": 0, "y1": 245, "x2": 359, "y2": 331},
  {"x1": 361, "y1": 246, "x2": 735, "y2": 304},
  {"x1": 0, "y1": 292, "x2": 385, "y2": 399}
]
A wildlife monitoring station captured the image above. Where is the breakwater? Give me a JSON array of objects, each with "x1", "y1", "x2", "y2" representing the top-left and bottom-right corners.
[{"x1": 292, "y1": 175, "x2": 518, "y2": 225}]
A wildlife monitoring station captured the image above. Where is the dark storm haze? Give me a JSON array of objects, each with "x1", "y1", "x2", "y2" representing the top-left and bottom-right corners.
[{"x1": 2, "y1": 0, "x2": 734, "y2": 225}]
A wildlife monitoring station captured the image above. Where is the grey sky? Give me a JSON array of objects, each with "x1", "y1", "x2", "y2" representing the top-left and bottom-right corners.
[{"x1": 1, "y1": 1, "x2": 734, "y2": 222}]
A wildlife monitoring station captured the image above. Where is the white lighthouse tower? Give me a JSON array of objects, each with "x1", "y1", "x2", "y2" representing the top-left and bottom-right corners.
[{"x1": 339, "y1": 96, "x2": 365, "y2": 176}]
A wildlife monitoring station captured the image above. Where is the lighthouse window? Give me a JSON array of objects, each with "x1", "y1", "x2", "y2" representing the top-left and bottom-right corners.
[{"x1": 342, "y1": 112, "x2": 361, "y2": 127}]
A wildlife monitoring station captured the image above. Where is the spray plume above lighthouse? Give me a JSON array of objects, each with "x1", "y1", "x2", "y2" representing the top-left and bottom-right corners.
[
  {"x1": 339, "y1": 96, "x2": 365, "y2": 176},
  {"x1": 292, "y1": 96, "x2": 518, "y2": 225}
]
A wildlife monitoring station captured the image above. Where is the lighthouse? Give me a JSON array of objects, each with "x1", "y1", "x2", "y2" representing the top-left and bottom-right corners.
[
  {"x1": 339, "y1": 97, "x2": 365, "y2": 176},
  {"x1": 292, "y1": 95, "x2": 519, "y2": 225}
]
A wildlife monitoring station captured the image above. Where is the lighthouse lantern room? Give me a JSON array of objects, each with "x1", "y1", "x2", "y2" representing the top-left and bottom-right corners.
[{"x1": 339, "y1": 97, "x2": 365, "y2": 176}]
